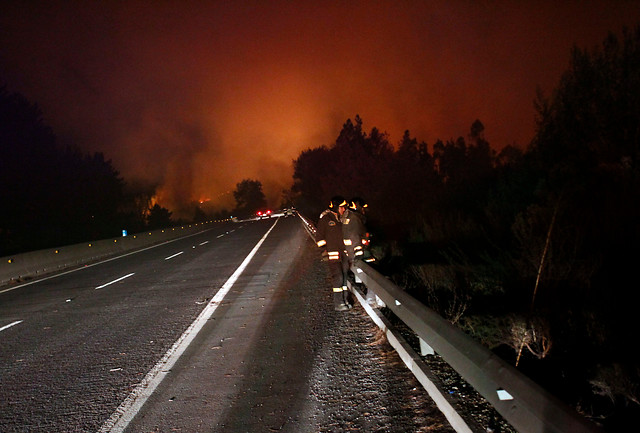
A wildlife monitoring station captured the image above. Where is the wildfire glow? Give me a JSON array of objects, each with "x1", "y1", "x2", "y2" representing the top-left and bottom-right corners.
[{"x1": 1, "y1": 1, "x2": 638, "y2": 214}]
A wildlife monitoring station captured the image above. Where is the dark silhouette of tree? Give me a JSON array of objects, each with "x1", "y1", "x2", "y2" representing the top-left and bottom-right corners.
[
  {"x1": 291, "y1": 115, "x2": 396, "y2": 227},
  {"x1": 192, "y1": 205, "x2": 208, "y2": 223},
  {"x1": 291, "y1": 146, "x2": 332, "y2": 217},
  {"x1": 0, "y1": 85, "x2": 128, "y2": 255},
  {"x1": 120, "y1": 180, "x2": 157, "y2": 233},
  {"x1": 433, "y1": 137, "x2": 466, "y2": 186},
  {"x1": 467, "y1": 120, "x2": 495, "y2": 182},
  {"x1": 527, "y1": 26, "x2": 640, "y2": 297},
  {"x1": 233, "y1": 179, "x2": 267, "y2": 217},
  {"x1": 390, "y1": 130, "x2": 440, "y2": 228},
  {"x1": 531, "y1": 27, "x2": 640, "y2": 179},
  {"x1": 432, "y1": 121, "x2": 496, "y2": 215},
  {"x1": 147, "y1": 204, "x2": 173, "y2": 230},
  {"x1": 58, "y1": 149, "x2": 125, "y2": 239},
  {"x1": 1, "y1": 86, "x2": 59, "y2": 253},
  {"x1": 520, "y1": 26, "x2": 640, "y2": 416}
]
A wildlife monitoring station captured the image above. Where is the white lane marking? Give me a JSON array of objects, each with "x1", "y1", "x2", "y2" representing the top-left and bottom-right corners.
[
  {"x1": 164, "y1": 251, "x2": 184, "y2": 260},
  {"x1": 95, "y1": 273, "x2": 135, "y2": 290},
  {"x1": 199, "y1": 241, "x2": 209, "y2": 246},
  {"x1": 0, "y1": 228, "x2": 215, "y2": 295},
  {"x1": 0, "y1": 320, "x2": 23, "y2": 332},
  {"x1": 99, "y1": 219, "x2": 279, "y2": 433},
  {"x1": 216, "y1": 234, "x2": 224, "y2": 238}
]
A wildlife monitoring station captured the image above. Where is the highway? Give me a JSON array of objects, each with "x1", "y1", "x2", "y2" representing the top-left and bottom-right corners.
[{"x1": 0, "y1": 216, "x2": 455, "y2": 432}]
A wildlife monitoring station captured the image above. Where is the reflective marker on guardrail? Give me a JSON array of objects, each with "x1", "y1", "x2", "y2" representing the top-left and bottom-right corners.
[{"x1": 296, "y1": 212, "x2": 602, "y2": 433}]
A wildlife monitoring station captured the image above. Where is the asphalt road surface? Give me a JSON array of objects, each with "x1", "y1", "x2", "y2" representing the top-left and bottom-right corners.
[{"x1": 0, "y1": 216, "x2": 455, "y2": 433}]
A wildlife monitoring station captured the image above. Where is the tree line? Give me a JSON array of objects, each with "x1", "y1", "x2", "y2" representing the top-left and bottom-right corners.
[
  {"x1": 0, "y1": 83, "x2": 276, "y2": 258},
  {"x1": 0, "y1": 81, "x2": 278, "y2": 259},
  {"x1": 288, "y1": 26, "x2": 640, "y2": 429},
  {"x1": 0, "y1": 86, "x2": 189, "y2": 256}
]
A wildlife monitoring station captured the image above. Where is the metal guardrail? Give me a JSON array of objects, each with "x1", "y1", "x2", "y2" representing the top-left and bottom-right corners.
[
  {"x1": 355, "y1": 262, "x2": 602, "y2": 433},
  {"x1": 297, "y1": 212, "x2": 602, "y2": 433}
]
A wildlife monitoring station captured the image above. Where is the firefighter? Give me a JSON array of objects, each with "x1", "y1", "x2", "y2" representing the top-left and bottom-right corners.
[
  {"x1": 341, "y1": 197, "x2": 368, "y2": 264},
  {"x1": 342, "y1": 197, "x2": 376, "y2": 304},
  {"x1": 316, "y1": 196, "x2": 351, "y2": 311},
  {"x1": 351, "y1": 197, "x2": 375, "y2": 264}
]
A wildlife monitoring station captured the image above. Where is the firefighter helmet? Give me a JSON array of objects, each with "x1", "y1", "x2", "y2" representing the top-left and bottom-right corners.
[
  {"x1": 329, "y1": 196, "x2": 347, "y2": 209},
  {"x1": 350, "y1": 197, "x2": 367, "y2": 211}
]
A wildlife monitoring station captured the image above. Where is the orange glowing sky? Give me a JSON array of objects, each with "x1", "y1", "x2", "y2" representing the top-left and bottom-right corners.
[{"x1": 1, "y1": 1, "x2": 639, "y2": 213}]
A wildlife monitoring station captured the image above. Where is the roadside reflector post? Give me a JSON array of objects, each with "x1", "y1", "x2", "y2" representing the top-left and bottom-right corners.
[{"x1": 419, "y1": 337, "x2": 435, "y2": 356}]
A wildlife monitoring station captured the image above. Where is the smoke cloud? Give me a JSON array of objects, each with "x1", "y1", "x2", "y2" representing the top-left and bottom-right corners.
[{"x1": 1, "y1": 1, "x2": 638, "y2": 214}]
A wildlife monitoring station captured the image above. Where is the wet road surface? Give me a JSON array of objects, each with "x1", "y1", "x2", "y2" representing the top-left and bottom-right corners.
[{"x1": 1, "y1": 216, "x2": 455, "y2": 433}]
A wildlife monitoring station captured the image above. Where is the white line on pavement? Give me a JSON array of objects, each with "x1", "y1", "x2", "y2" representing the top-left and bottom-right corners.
[
  {"x1": 0, "y1": 228, "x2": 214, "y2": 295},
  {"x1": 0, "y1": 320, "x2": 23, "y2": 332},
  {"x1": 99, "y1": 219, "x2": 280, "y2": 433},
  {"x1": 164, "y1": 251, "x2": 184, "y2": 260},
  {"x1": 199, "y1": 241, "x2": 209, "y2": 245},
  {"x1": 95, "y1": 273, "x2": 135, "y2": 290}
]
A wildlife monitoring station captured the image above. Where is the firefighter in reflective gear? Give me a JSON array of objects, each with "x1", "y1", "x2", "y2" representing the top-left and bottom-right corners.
[
  {"x1": 341, "y1": 197, "x2": 368, "y2": 263},
  {"x1": 350, "y1": 197, "x2": 375, "y2": 263},
  {"x1": 342, "y1": 197, "x2": 376, "y2": 304},
  {"x1": 316, "y1": 196, "x2": 351, "y2": 311}
]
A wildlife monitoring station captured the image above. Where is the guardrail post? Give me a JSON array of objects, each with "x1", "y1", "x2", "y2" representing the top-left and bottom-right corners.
[
  {"x1": 353, "y1": 261, "x2": 603, "y2": 433},
  {"x1": 296, "y1": 212, "x2": 602, "y2": 433}
]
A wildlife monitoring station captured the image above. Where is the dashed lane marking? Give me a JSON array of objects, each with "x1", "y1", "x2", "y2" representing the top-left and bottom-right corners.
[
  {"x1": 164, "y1": 251, "x2": 184, "y2": 260},
  {"x1": 95, "y1": 273, "x2": 135, "y2": 290},
  {"x1": 99, "y1": 219, "x2": 280, "y2": 433},
  {"x1": 0, "y1": 320, "x2": 23, "y2": 333}
]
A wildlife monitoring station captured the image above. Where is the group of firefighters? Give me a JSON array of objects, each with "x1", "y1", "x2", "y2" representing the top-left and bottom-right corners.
[{"x1": 315, "y1": 196, "x2": 374, "y2": 311}]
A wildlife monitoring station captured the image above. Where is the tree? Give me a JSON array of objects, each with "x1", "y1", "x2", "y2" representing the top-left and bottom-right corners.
[
  {"x1": 0, "y1": 85, "x2": 134, "y2": 252},
  {"x1": 391, "y1": 130, "x2": 439, "y2": 224},
  {"x1": 326, "y1": 117, "x2": 394, "y2": 223},
  {"x1": 233, "y1": 179, "x2": 267, "y2": 216},
  {"x1": 120, "y1": 180, "x2": 157, "y2": 232},
  {"x1": 527, "y1": 25, "x2": 640, "y2": 303},
  {"x1": 291, "y1": 146, "x2": 332, "y2": 217},
  {"x1": 514, "y1": 25, "x2": 640, "y2": 415},
  {"x1": 193, "y1": 205, "x2": 208, "y2": 223},
  {"x1": 147, "y1": 204, "x2": 173, "y2": 230},
  {"x1": 0, "y1": 85, "x2": 59, "y2": 253},
  {"x1": 530, "y1": 26, "x2": 640, "y2": 180},
  {"x1": 60, "y1": 150, "x2": 125, "y2": 239},
  {"x1": 291, "y1": 116, "x2": 402, "y2": 226}
]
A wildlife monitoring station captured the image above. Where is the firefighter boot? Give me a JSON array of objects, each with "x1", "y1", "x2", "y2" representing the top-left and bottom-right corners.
[
  {"x1": 342, "y1": 286, "x2": 353, "y2": 309},
  {"x1": 334, "y1": 288, "x2": 349, "y2": 311}
]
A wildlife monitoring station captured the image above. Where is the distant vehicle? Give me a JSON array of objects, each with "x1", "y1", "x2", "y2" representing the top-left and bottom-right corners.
[
  {"x1": 284, "y1": 208, "x2": 295, "y2": 216},
  {"x1": 256, "y1": 209, "x2": 272, "y2": 219}
]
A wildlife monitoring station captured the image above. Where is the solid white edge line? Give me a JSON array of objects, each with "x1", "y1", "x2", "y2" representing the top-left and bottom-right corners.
[
  {"x1": 99, "y1": 218, "x2": 280, "y2": 433},
  {"x1": 298, "y1": 215, "x2": 472, "y2": 433},
  {"x1": 0, "y1": 320, "x2": 23, "y2": 332},
  {"x1": 95, "y1": 273, "x2": 135, "y2": 290},
  {"x1": 350, "y1": 287, "x2": 474, "y2": 433},
  {"x1": 164, "y1": 251, "x2": 184, "y2": 260}
]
